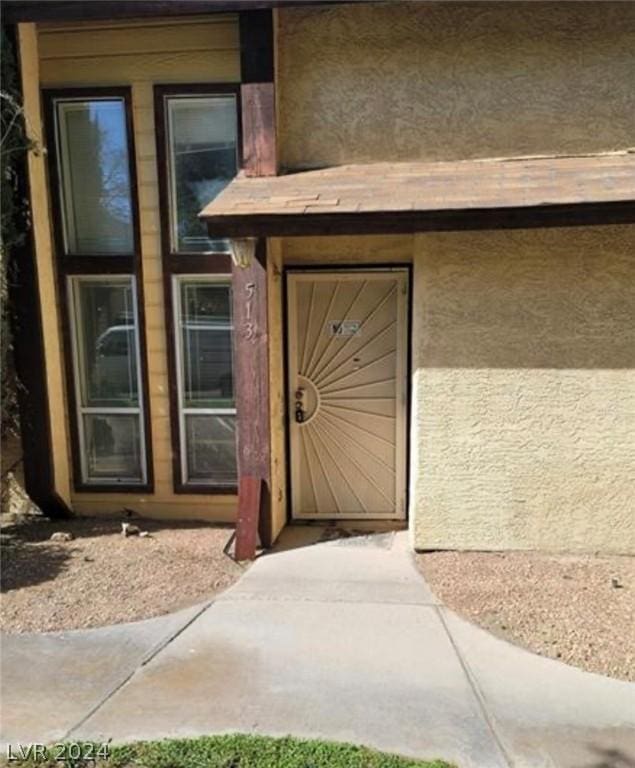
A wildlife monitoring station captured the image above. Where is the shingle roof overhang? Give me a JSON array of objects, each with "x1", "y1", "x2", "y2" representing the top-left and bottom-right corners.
[
  {"x1": 200, "y1": 154, "x2": 635, "y2": 238},
  {"x1": 2, "y1": 0, "x2": 373, "y2": 23}
]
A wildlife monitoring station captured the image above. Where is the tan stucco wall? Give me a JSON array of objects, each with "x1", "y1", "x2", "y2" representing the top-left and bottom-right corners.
[
  {"x1": 29, "y1": 17, "x2": 240, "y2": 521},
  {"x1": 282, "y1": 235, "x2": 414, "y2": 265},
  {"x1": 277, "y1": 2, "x2": 635, "y2": 169},
  {"x1": 410, "y1": 225, "x2": 635, "y2": 554}
]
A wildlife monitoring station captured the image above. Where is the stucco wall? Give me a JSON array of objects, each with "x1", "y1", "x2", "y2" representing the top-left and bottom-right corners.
[
  {"x1": 410, "y1": 226, "x2": 635, "y2": 554},
  {"x1": 277, "y1": 2, "x2": 635, "y2": 169}
]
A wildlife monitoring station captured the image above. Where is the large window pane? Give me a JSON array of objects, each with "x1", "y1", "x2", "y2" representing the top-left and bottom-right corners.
[
  {"x1": 181, "y1": 282, "x2": 234, "y2": 408},
  {"x1": 75, "y1": 281, "x2": 139, "y2": 408},
  {"x1": 185, "y1": 414, "x2": 237, "y2": 485},
  {"x1": 167, "y1": 95, "x2": 237, "y2": 253},
  {"x1": 175, "y1": 277, "x2": 236, "y2": 486},
  {"x1": 55, "y1": 99, "x2": 133, "y2": 255},
  {"x1": 70, "y1": 277, "x2": 145, "y2": 485},
  {"x1": 84, "y1": 414, "x2": 141, "y2": 480}
]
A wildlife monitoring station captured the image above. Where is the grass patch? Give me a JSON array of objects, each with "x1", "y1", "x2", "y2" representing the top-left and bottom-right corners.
[{"x1": 3, "y1": 734, "x2": 452, "y2": 768}]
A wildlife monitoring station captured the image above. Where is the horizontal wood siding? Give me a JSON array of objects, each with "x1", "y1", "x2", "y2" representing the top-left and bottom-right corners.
[
  {"x1": 36, "y1": 17, "x2": 240, "y2": 519},
  {"x1": 39, "y1": 17, "x2": 240, "y2": 85}
]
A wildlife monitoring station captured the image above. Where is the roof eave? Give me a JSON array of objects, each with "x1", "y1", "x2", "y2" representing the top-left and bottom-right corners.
[
  {"x1": 203, "y1": 200, "x2": 635, "y2": 239},
  {"x1": 2, "y1": 0, "x2": 363, "y2": 24}
]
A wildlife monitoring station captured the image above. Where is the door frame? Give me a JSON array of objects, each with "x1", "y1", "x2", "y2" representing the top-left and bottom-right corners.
[{"x1": 283, "y1": 265, "x2": 412, "y2": 522}]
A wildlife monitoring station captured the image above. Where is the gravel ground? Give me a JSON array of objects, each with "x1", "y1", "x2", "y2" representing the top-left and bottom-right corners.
[
  {"x1": 1, "y1": 517, "x2": 247, "y2": 633},
  {"x1": 416, "y1": 551, "x2": 634, "y2": 682}
]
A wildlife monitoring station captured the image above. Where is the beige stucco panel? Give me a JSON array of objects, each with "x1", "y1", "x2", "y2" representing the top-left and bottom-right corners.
[
  {"x1": 277, "y1": 2, "x2": 635, "y2": 168},
  {"x1": 410, "y1": 226, "x2": 635, "y2": 554},
  {"x1": 282, "y1": 235, "x2": 414, "y2": 265}
]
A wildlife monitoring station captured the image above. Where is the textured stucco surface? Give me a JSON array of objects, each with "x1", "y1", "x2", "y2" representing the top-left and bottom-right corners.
[
  {"x1": 410, "y1": 226, "x2": 635, "y2": 554},
  {"x1": 282, "y1": 234, "x2": 413, "y2": 265},
  {"x1": 277, "y1": 2, "x2": 635, "y2": 168}
]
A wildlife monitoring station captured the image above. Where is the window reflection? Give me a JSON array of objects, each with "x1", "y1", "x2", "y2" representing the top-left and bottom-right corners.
[
  {"x1": 166, "y1": 95, "x2": 237, "y2": 253},
  {"x1": 76, "y1": 282, "x2": 138, "y2": 408},
  {"x1": 181, "y1": 283, "x2": 234, "y2": 407},
  {"x1": 176, "y1": 279, "x2": 236, "y2": 486},
  {"x1": 55, "y1": 99, "x2": 133, "y2": 255},
  {"x1": 70, "y1": 277, "x2": 145, "y2": 484}
]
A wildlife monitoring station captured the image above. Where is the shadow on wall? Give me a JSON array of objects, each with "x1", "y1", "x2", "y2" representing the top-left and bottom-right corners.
[{"x1": 415, "y1": 227, "x2": 635, "y2": 369}]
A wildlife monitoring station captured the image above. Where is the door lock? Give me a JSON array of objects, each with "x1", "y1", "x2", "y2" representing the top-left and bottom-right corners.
[{"x1": 294, "y1": 387, "x2": 305, "y2": 423}]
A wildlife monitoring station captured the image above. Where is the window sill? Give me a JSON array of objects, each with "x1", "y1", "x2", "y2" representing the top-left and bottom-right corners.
[{"x1": 174, "y1": 483, "x2": 237, "y2": 496}]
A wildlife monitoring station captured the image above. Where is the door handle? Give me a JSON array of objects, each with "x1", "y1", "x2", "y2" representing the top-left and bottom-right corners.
[{"x1": 294, "y1": 387, "x2": 305, "y2": 423}]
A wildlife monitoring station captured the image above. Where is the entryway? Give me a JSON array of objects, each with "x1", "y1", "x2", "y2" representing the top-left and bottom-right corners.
[{"x1": 286, "y1": 269, "x2": 408, "y2": 520}]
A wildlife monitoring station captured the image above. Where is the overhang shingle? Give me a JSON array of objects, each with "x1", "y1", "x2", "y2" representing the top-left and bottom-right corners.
[{"x1": 200, "y1": 153, "x2": 635, "y2": 237}]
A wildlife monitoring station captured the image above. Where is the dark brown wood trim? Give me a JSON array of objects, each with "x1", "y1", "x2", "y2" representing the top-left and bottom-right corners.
[
  {"x1": 61, "y1": 256, "x2": 135, "y2": 274},
  {"x1": 173, "y1": 483, "x2": 238, "y2": 496},
  {"x1": 3, "y1": 1, "x2": 350, "y2": 23},
  {"x1": 239, "y1": 10, "x2": 277, "y2": 177},
  {"x1": 239, "y1": 9, "x2": 274, "y2": 84},
  {"x1": 241, "y1": 82, "x2": 277, "y2": 177},
  {"x1": 234, "y1": 475, "x2": 262, "y2": 560},
  {"x1": 42, "y1": 86, "x2": 154, "y2": 494},
  {"x1": 232, "y1": 239, "x2": 272, "y2": 547},
  {"x1": 166, "y1": 254, "x2": 233, "y2": 275},
  {"x1": 154, "y1": 83, "x2": 241, "y2": 493},
  {"x1": 205, "y1": 200, "x2": 635, "y2": 238}
]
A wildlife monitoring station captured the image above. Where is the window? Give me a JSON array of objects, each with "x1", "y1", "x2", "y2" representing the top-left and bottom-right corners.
[
  {"x1": 155, "y1": 85, "x2": 238, "y2": 492},
  {"x1": 45, "y1": 87, "x2": 152, "y2": 492},
  {"x1": 164, "y1": 93, "x2": 238, "y2": 253},
  {"x1": 69, "y1": 277, "x2": 147, "y2": 484},
  {"x1": 53, "y1": 98, "x2": 134, "y2": 255},
  {"x1": 174, "y1": 277, "x2": 236, "y2": 487}
]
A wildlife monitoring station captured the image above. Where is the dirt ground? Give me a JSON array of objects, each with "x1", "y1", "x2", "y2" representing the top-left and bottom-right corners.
[
  {"x1": 416, "y1": 550, "x2": 634, "y2": 682},
  {"x1": 1, "y1": 517, "x2": 247, "y2": 633}
]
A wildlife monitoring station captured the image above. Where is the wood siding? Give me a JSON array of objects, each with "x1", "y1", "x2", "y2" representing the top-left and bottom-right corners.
[
  {"x1": 30, "y1": 16, "x2": 240, "y2": 520},
  {"x1": 38, "y1": 17, "x2": 240, "y2": 85}
]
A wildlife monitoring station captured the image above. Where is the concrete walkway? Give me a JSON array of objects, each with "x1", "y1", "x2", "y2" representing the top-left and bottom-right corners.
[{"x1": 1, "y1": 528, "x2": 634, "y2": 767}]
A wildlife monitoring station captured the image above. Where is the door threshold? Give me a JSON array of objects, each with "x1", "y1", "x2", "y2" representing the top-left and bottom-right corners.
[{"x1": 289, "y1": 519, "x2": 407, "y2": 531}]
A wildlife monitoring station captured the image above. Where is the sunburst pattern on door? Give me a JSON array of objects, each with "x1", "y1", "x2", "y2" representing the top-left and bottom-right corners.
[{"x1": 287, "y1": 271, "x2": 407, "y2": 519}]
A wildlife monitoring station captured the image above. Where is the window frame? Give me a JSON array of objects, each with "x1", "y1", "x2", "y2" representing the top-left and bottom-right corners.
[
  {"x1": 43, "y1": 87, "x2": 154, "y2": 493},
  {"x1": 68, "y1": 274, "x2": 148, "y2": 486},
  {"x1": 173, "y1": 274, "x2": 237, "y2": 490},
  {"x1": 154, "y1": 83, "x2": 242, "y2": 270},
  {"x1": 154, "y1": 83, "x2": 240, "y2": 494}
]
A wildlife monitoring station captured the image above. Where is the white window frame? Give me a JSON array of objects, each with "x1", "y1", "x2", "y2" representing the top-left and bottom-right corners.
[
  {"x1": 173, "y1": 274, "x2": 236, "y2": 487},
  {"x1": 68, "y1": 275, "x2": 148, "y2": 485},
  {"x1": 164, "y1": 93, "x2": 238, "y2": 255},
  {"x1": 53, "y1": 96, "x2": 133, "y2": 257}
]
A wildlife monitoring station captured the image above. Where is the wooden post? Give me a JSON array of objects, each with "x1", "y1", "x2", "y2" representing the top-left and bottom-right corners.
[
  {"x1": 232, "y1": 241, "x2": 272, "y2": 556},
  {"x1": 239, "y1": 9, "x2": 277, "y2": 177},
  {"x1": 230, "y1": 11, "x2": 277, "y2": 557}
]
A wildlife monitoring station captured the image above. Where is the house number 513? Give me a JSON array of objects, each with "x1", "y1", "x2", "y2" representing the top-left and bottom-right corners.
[{"x1": 243, "y1": 282, "x2": 256, "y2": 342}]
